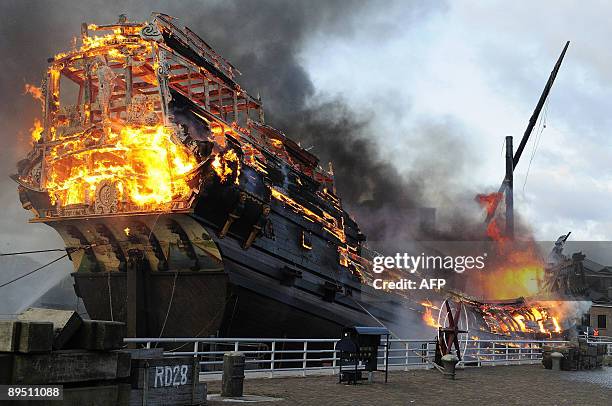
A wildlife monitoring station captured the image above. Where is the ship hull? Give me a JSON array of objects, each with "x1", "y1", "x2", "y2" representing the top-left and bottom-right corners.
[
  {"x1": 73, "y1": 270, "x2": 228, "y2": 338},
  {"x1": 72, "y1": 214, "x2": 403, "y2": 339}
]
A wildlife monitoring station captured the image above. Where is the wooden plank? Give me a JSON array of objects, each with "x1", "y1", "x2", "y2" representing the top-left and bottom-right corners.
[
  {"x1": 12, "y1": 350, "x2": 124, "y2": 384},
  {"x1": 18, "y1": 308, "x2": 82, "y2": 350}
]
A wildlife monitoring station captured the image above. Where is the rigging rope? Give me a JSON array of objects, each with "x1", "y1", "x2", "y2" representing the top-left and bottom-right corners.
[
  {"x1": 522, "y1": 100, "x2": 549, "y2": 192},
  {"x1": 157, "y1": 271, "x2": 179, "y2": 340}
]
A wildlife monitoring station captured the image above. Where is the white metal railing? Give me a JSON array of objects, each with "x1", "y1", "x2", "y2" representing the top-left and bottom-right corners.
[
  {"x1": 123, "y1": 337, "x2": 571, "y2": 380},
  {"x1": 583, "y1": 334, "x2": 612, "y2": 355}
]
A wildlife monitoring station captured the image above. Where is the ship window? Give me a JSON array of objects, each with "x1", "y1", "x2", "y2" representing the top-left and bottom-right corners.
[
  {"x1": 598, "y1": 314, "x2": 607, "y2": 329},
  {"x1": 301, "y1": 230, "x2": 312, "y2": 250}
]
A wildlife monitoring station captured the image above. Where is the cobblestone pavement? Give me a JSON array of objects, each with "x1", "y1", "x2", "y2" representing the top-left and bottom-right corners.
[
  {"x1": 561, "y1": 366, "x2": 612, "y2": 389},
  {"x1": 207, "y1": 365, "x2": 611, "y2": 406}
]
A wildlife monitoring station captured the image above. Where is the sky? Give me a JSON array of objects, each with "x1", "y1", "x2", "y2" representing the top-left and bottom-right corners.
[
  {"x1": 301, "y1": 1, "x2": 612, "y2": 241},
  {"x1": 0, "y1": 0, "x2": 611, "y2": 287}
]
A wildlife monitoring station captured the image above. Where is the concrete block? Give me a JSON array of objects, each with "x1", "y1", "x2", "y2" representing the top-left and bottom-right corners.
[
  {"x1": 118, "y1": 347, "x2": 164, "y2": 360},
  {"x1": 68, "y1": 320, "x2": 126, "y2": 350},
  {"x1": 0, "y1": 320, "x2": 21, "y2": 352},
  {"x1": 0, "y1": 354, "x2": 14, "y2": 384},
  {"x1": 12, "y1": 349, "x2": 124, "y2": 384},
  {"x1": 115, "y1": 350, "x2": 132, "y2": 379},
  {"x1": 18, "y1": 308, "x2": 82, "y2": 350},
  {"x1": 17, "y1": 321, "x2": 53, "y2": 353}
]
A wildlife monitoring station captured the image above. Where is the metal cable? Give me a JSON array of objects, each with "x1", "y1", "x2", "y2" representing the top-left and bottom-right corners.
[
  {"x1": 0, "y1": 253, "x2": 69, "y2": 288},
  {"x1": 0, "y1": 248, "x2": 66, "y2": 256}
]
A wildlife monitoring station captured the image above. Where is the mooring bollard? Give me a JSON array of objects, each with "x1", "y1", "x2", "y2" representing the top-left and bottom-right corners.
[
  {"x1": 222, "y1": 351, "x2": 245, "y2": 397},
  {"x1": 441, "y1": 354, "x2": 459, "y2": 379},
  {"x1": 550, "y1": 352, "x2": 563, "y2": 371}
]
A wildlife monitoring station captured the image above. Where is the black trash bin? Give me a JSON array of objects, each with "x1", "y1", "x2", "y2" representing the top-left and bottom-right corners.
[{"x1": 336, "y1": 326, "x2": 390, "y2": 384}]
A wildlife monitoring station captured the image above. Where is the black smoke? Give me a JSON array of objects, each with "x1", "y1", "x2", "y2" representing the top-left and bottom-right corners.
[{"x1": 0, "y1": 0, "x2": 490, "y2": 252}]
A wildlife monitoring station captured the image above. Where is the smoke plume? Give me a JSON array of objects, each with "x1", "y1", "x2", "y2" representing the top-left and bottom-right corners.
[{"x1": 0, "y1": 0, "x2": 495, "y2": 248}]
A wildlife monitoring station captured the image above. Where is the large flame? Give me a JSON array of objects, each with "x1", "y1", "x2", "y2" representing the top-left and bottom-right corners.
[
  {"x1": 45, "y1": 124, "x2": 197, "y2": 208},
  {"x1": 423, "y1": 306, "x2": 441, "y2": 328},
  {"x1": 475, "y1": 192, "x2": 544, "y2": 300},
  {"x1": 420, "y1": 300, "x2": 441, "y2": 328},
  {"x1": 212, "y1": 149, "x2": 240, "y2": 184},
  {"x1": 492, "y1": 303, "x2": 563, "y2": 335},
  {"x1": 30, "y1": 119, "x2": 43, "y2": 143}
]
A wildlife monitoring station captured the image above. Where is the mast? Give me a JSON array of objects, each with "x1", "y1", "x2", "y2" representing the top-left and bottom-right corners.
[
  {"x1": 485, "y1": 41, "x2": 570, "y2": 226},
  {"x1": 505, "y1": 136, "x2": 514, "y2": 239}
]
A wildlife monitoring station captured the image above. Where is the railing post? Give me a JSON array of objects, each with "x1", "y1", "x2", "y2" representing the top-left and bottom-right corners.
[
  {"x1": 270, "y1": 341, "x2": 276, "y2": 378},
  {"x1": 193, "y1": 341, "x2": 199, "y2": 358},
  {"x1": 332, "y1": 340, "x2": 337, "y2": 371},
  {"x1": 234, "y1": 341, "x2": 239, "y2": 352},
  {"x1": 302, "y1": 341, "x2": 308, "y2": 377},
  {"x1": 405, "y1": 342, "x2": 409, "y2": 371},
  {"x1": 146, "y1": 341, "x2": 151, "y2": 349},
  {"x1": 384, "y1": 340, "x2": 388, "y2": 370},
  {"x1": 477, "y1": 339, "x2": 481, "y2": 367},
  {"x1": 505, "y1": 343, "x2": 509, "y2": 365}
]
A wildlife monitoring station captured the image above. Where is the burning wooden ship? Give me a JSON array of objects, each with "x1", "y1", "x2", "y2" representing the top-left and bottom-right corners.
[
  {"x1": 13, "y1": 13, "x2": 399, "y2": 338},
  {"x1": 14, "y1": 14, "x2": 570, "y2": 340}
]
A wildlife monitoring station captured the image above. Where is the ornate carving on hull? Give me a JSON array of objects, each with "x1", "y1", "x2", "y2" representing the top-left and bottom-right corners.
[
  {"x1": 126, "y1": 94, "x2": 158, "y2": 125},
  {"x1": 155, "y1": 50, "x2": 173, "y2": 124},
  {"x1": 96, "y1": 60, "x2": 117, "y2": 121},
  {"x1": 57, "y1": 104, "x2": 83, "y2": 134},
  {"x1": 139, "y1": 21, "x2": 162, "y2": 42},
  {"x1": 95, "y1": 180, "x2": 119, "y2": 214}
]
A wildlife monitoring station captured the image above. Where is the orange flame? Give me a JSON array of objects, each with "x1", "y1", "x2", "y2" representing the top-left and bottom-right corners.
[
  {"x1": 473, "y1": 191, "x2": 545, "y2": 300},
  {"x1": 24, "y1": 84, "x2": 44, "y2": 103},
  {"x1": 45, "y1": 124, "x2": 197, "y2": 208},
  {"x1": 30, "y1": 119, "x2": 43, "y2": 143},
  {"x1": 422, "y1": 306, "x2": 441, "y2": 328},
  {"x1": 212, "y1": 149, "x2": 240, "y2": 184}
]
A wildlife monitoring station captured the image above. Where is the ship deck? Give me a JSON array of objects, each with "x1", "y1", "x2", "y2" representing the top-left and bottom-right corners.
[{"x1": 206, "y1": 365, "x2": 611, "y2": 405}]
